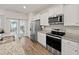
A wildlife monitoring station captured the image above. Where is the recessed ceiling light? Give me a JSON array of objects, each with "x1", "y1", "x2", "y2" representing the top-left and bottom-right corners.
[{"x1": 23, "y1": 6, "x2": 26, "y2": 9}]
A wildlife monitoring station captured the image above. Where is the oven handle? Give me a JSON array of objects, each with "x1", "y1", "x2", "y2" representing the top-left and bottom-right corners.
[{"x1": 46, "y1": 35, "x2": 61, "y2": 40}]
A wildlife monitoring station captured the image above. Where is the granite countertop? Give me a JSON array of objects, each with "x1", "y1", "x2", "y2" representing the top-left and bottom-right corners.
[
  {"x1": 38, "y1": 30, "x2": 79, "y2": 43},
  {"x1": 63, "y1": 32, "x2": 79, "y2": 43},
  {"x1": 38, "y1": 30, "x2": 51, "y2": 34}
]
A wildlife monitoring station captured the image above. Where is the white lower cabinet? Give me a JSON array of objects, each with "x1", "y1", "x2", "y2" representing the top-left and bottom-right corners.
[
  {"x1": 77, "y1": 45, "x2": 79, "y2": 55},
  {"x1": 62, "y1": 39, "x2": 78, "y2": 55},
  {"x1": 37, "y1": 32, "x2": 46, "y2": 47}
]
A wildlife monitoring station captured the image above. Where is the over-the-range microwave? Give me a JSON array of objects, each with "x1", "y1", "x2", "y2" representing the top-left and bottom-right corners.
[{"x1": 48, "y1": 14, "x2": 64, "y2": 25}]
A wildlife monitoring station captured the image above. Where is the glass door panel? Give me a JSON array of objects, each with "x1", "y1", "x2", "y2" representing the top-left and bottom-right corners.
[
  {"x1": 9, "y1": 20, "x2": 18, "y2": 34},
  {"x1": 9, "y1": 19, "x2": 27, "y2": 39},
  {"x1": 19, "y1": 20, "x2": 26, "y2": 37}
]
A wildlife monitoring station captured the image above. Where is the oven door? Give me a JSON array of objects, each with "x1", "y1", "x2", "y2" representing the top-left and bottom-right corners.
[{"x1": 46, "y1": 35, "x2": 61, "y2": 52}]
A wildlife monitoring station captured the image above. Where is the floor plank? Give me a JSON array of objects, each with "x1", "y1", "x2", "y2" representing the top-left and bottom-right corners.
[{"x1": 22, "y1": 37, "x2": 51, "y2": 55}]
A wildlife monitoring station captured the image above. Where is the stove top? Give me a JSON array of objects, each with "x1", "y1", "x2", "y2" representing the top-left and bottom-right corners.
[
  {"x1": 51, "y1": 31, "x2": 65, "y2": 36},
  {"x1": 46, "y1": 31, "x2": 65, "y2": 38},
  {"x1": 46, "y1": 33, "x2": 61, "y2": 38}
]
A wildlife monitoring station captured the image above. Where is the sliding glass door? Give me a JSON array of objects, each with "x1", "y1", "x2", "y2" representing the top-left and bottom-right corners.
[
  {"x1": 9, "y1": 20, "x2": 18, "y2": 34},
  {"x1": 19, "y1": 20, "x2": 26, "y2": 38},
  {"x1": 8, "y1": 19, "x2": 18, "y2": 40},
  {"x1": 8, "y1": 19, "x2": 27, "y2": 39}
]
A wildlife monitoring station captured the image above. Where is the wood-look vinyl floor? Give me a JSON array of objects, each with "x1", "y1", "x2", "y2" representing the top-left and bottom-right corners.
[{"x1": 22, "y1": 37, "x2": 52, "y2": 55}]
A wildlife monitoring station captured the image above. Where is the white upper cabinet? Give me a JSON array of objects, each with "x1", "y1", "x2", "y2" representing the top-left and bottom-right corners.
[
  {"x1": 49, "y1": 5, "x2": 64, "y2": 17},
  {"x1": 55, "y1": 5, "x2": 64, "y2": 15},
  {"x1": 39, "y1": 5, "x2": 64, "y2": 26},
  {"x1": 40, "y1": 11, "x2": 49, "y2": 25},
  {"x1": 48, "y1": 7, "x2": 54, "y2": 17},
  {"x1": 64, "y1": 5, "x2": 79, "y2": 26}
]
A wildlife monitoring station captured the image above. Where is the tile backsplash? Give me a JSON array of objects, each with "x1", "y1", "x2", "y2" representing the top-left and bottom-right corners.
[
  {"x1": 43, "y1": 25, "x2": 66, "y2": 32},
  {"x1": 65, "y1": 26, "x2": 79, "y2": 35},
  {"x1": 42, "y1": 25, "x2": 79, "y2": 35}
]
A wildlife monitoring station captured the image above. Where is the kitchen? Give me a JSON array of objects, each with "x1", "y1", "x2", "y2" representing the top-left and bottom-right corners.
[
  {"x1": 0, "y1": 4, "x2": 79, "y2": 55},
  {"x1": 29, "y1": 4, "x2": 79, "y2": 55}
]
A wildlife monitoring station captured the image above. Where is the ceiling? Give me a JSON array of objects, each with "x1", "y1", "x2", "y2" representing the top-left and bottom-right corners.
[{"x1": 0, "y1": 4, "x2": 53, "y2": 14}]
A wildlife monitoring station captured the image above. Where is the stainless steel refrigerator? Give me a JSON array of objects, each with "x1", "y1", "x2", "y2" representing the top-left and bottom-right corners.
[{"x1": 30, "y1": 20, "x2": 41, "y2": 42}]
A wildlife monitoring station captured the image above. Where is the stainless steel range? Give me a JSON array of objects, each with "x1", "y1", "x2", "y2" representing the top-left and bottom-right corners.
[{"x1": 46, "y1": 31, "x2": 65, "y2": 55}]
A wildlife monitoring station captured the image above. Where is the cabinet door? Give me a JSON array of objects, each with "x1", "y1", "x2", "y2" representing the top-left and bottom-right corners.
[
  {"x1": 48, "y1": 7, "x2": 54, "y2": 17},
  {"x1": 37, "y1": 32, "x2": 46, "y2": 47},
  {"x1": 62, "y1": 39, "x2": 78, "y2": 55},
  {"x1": 64, "y1": 5, "x2": 79, "y2": 26},
  {"x1": 37, "y1": 32, "x2": 42, "y2": 44},
  {"x1": 49, "y1": 5, "x2": 63, "y2": 17},
  {"x1": 62, "y1": 43, "x2": 77, "y2": 55},
  {"x1": 41, "y1": 33, "x2": 46, "y2": 47},
  {"x1": 77, "y1": 44, "x2": 79, "y2": 55},
  {"x1": 54, "y1": 5, "x2": 63, "y2": 15},
  {"x1": 40, "y1": 12, "x2": 49, "y2": 25},
  {"x1": 40, "y1": 14, "x2": 44, "y2": 25}
]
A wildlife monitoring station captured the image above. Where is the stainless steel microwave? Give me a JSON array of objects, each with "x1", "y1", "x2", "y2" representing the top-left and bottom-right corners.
[{"x1": 48, "y1": 14, "x2": 64, "y2": 25}]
